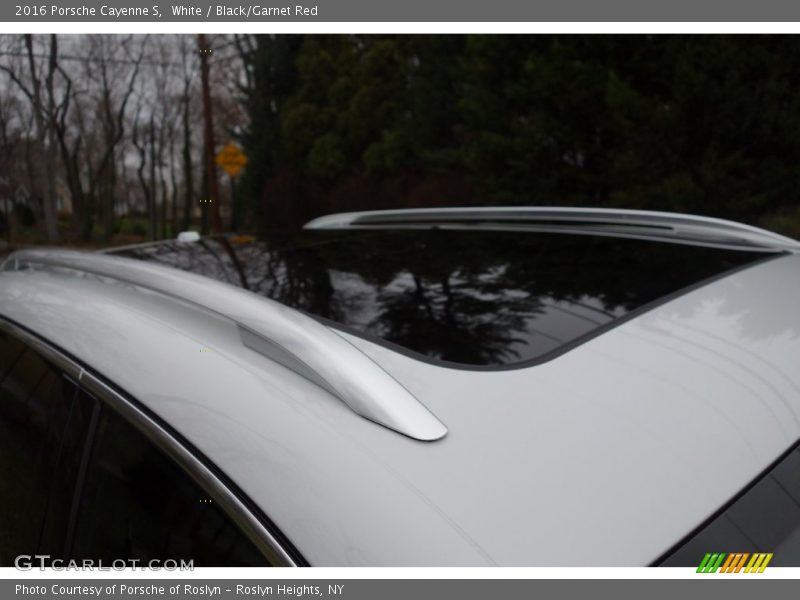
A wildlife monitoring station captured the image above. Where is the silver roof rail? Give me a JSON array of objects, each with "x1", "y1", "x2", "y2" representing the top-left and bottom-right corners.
[
  {"x1": 4, "y1": 249, "x2": 447, "y2": 442},
  {"x1": 304, "y1": 207, "x2": 800, "y2": 252}
]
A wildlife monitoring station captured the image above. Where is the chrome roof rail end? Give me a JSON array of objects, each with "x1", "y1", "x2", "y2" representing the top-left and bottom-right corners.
[
  {"x1": 303, "y1": 207, "x2": 800, "y2": 252},
  {"x1": 5, "y1": 249, "x2": 447, "y2": 442}
]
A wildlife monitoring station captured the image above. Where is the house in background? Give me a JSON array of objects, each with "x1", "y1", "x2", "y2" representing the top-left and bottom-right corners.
[
  {"x1": 55, "y1": 178, "x2": 73, "y2": 217},
  {"x1": 0, "y1": 177, "x2": 22, "y2": 216},
  {"x1": 0, "y1": 176, "x2": 73, "y2": 218}
]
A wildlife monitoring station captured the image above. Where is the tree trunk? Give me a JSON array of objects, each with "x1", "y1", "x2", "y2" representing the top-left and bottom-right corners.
[
  {"x1": 181, "y1": 89, "x2": 194, "y2": 231},
  {"x1": 148, "y1": 116, "x2": 157, "y2": 241},
  {"x1": 24, "y1": 34, "x2": 59, "y2": 242},
  {"x1": 198, "y1": 33, "x2": 222, "y2": 233}
]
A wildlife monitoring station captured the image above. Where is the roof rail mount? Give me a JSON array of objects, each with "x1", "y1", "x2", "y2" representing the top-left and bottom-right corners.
[
  {"x1": 303, "y1": 206, "x2": 800, "y2": 252},
  {"x1": 5, "y1": 249, "x2": 448, "y2": 442},
  {"x1": 177, "y1": 231, "x2": 201, "y2": 243}
]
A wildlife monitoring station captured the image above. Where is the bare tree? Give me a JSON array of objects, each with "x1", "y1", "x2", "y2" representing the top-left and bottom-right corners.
[
  {"x1": 42, "y1": 35, "x2": 147, "y2": 241},
  {"x1": 83, "y1": 35, "x2": 145, "y2": 241},
  {"x1": 0, "y1": 35, "x2": 65, "y2": 241},
  {"x1": 1, "y1": 34, "x2": 246, "y2": 244},
  {"x1": 0, "y1": 84, "x2": 29, "y2": 245},
  {"x1": 131, "y1": 103, "x2": 155, "y2": 240},
  {"x1": 179, "y1": 35, "x2": 198, "y2": 232},
  {"x1": 198, "y1": 33, "x2": 223, "y2": 233},
  {"x1": 150, "y1": 36, "x2": 184, "y2": 240}
]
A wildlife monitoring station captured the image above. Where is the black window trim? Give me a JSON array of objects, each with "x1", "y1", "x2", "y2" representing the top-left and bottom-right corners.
[
  {"x1": 0, "y1": 316, "x2": 304, "y2": 567},
  {"x1": 307, "y1": 251, "x2": 788, "y2": 372}
]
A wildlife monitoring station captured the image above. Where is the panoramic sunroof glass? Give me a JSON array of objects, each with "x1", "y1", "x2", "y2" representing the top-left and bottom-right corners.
[{"x1": 110, "y1": 229, "x2": 771, "y2": 367}]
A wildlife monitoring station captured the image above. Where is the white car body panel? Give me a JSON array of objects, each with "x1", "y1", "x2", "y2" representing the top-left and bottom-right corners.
[{"x1": 1, "y1": 252, "x2": 799, "y2": 565}]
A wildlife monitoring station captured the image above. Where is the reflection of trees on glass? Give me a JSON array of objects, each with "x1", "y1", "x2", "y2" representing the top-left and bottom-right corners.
[
  {"x1": 372, "y1": 270, "x2": 539, "y2": 365},
  {"x1": 112, "y1": 230, "x2": 766, "y2": 366},
  {"x1": 336, "y1": 234, "x2": 546, "y2": 365},
  {"x1": 252, "y1": 241, "x2": 337, "y2": 321}
]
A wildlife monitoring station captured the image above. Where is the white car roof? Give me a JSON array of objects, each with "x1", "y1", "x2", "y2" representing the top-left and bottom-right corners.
[{"x1": 1, "y1": 241, "x2": 799, "y2": 565}]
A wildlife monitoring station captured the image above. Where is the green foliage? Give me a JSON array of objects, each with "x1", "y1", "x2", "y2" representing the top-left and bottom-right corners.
[
  {"x1": 116, "y1": 216, "x2": 148, "y2": 237},
  {"x1": 239, "y1": 34, "x2": 800, "y2": 230},
  {"x1": 307, "y1": 133, "x2": 347, "y2": 180}
]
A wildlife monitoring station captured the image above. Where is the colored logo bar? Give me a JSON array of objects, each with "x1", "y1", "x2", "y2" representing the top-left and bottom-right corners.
[{"x1": 697, "y1": 553, "x2": 773, "y2": 573}]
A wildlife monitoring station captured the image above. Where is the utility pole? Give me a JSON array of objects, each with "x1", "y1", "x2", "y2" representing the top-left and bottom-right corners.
[{"x1": 198, "y1": 33, "x2": 222, "y2": 233}]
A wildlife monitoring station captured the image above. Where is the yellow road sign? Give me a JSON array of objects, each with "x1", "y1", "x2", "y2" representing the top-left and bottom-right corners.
[{"x1": 215, "y1": 142, "x2": 248, "y2": 178}]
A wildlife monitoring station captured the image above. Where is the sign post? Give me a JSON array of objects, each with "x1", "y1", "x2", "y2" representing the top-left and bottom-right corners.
[{"x1": 215, "y1": 142, "x2": 248, "y2": 232}]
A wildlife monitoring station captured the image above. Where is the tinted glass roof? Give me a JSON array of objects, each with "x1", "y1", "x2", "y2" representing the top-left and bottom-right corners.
[{"x1": 109, "y1": 230, "x2": 771, "y2": 367}]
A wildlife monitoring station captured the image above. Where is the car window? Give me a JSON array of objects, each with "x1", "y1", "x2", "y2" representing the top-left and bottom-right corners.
[
  {"x1": 660, "y1": 444, "x2": 800, "y2": 567},
  {"x1": 70, "y1": 401, "x2": 270, "y2": 566},
  {"x1": 0, "y1": 331, "x2": 81, "y2": 566},
  {"x1": 0, "y1": 329, "x2": 26, "y2": 380},
  {"x1": 37, "y1": 388, "x2": 97, "y2": 559}
]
